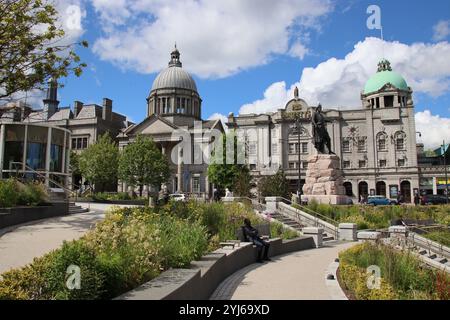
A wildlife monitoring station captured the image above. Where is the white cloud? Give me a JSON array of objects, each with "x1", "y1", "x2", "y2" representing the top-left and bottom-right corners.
[
  {"x1": 239, "y1": 82, "x2": 289, "y2": 114},
  {"x1": 415, "y1": 110, "x2": 450, "y2": 149},
  {"x1": 90, "y1": 0, "x2": 331, "y2": 78},
  {"x1": 433, "y1": 20, "x2": 450, "y2": 41},
  {"x1": 239, "y1": 37, "x2": 450, "y2": 114}
]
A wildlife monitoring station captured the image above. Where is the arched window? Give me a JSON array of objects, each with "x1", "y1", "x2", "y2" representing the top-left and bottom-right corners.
[
  {"x1": 376, "y1": 132, "x2": 388, "y2": 151},
  {"x1": 394, "y1": 131, "x2": 407, "y2": 151}
]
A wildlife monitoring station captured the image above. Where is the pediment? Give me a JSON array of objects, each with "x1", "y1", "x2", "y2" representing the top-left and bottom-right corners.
[{"x1": 125, "y1": 115, "x2": 179, "y2": 136}]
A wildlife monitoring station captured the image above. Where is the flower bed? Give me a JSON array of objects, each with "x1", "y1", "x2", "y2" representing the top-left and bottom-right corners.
[
  {"x1": 0, "y1": 201, "x2": 297, "y2": 299},
  {"x1": 300, "y1": 201, "x2": 450, "y2": 230},
  {"x1": 0, "y1": 179, "x2": 48, "y2": 208},
  {"x1": 338, "y1": 242, "x2": 450, "y2": 300}
]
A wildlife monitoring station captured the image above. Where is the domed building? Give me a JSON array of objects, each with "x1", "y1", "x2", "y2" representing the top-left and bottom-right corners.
[
  {"x1": 228, "y1": 59, "x2": 424, "y2": 203},
  {"x1": 118, "y1": 46, "x2": 224, "y2": 197}
]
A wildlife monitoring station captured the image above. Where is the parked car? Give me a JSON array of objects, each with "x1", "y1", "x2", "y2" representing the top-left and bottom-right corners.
[
  {"x1": 169, "y1": 193, "x2": 186, "y2": 202},
  {"x1": 420, "y1": 194, "x2": 449, "y2": 205},
  {"x1": 367, "y1": 195, "x2": 395, "y2": 206}
]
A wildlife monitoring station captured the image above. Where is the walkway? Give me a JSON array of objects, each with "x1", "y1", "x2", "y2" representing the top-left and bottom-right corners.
[
  {"x1": 211, "y1": 241, "x2": 356, "y2": 300},
  {"x1": 0, "y1": 209, "x2": 105, "y2": 274}
]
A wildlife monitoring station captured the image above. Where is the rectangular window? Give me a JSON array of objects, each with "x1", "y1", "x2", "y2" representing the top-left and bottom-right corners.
[
  {"x1": 358, "y1": 160, "x2": 366, "y2": 168},
  {"x1": 76, "y1": 138, "x2": 82, "y2": 150},
  {"x1": 71, "y1": 138, "x2": 76, "y2": 149},
  {"x1": 343, "y1": 160, "x2": 351, "y2": 169},
  {"x1": 397, "y1": 159, "x2": 406, "y2": 167},
  {"x1": 249, "y1": 164, "x2": 257, "y2": 170},
  {"x1": 357, "y1": 138, "x2": 366, "y2": 152},
  {"x1": 192, "y1": 177, "x2": 200, "y2": 193},
  {"x1": 384, "y1": 95, "x2": 394, "y2": 108},
  {"x1": 396, "y1": 138, "x2": 405, "y2": 150},
  {"x1": 82, "y1": 138, "x2": 88, "y2": 149},
  {"x1": 342, "y1": 140, "x2": 350, "y2": 152},
  {"x1": 379, "y1": 159, "x2": 387, "y2": 167},
  {"x1": 288, "y1": 162, "x2": 297, "y2": 169},
  {"x1": 302, "y1": 161, "x2": 308, "y2": 169},
  {"x1": 301, "y1": 142, "x2": 308, "y2": 154},
  {"x1": 289, "y1": 143, "x2": 297, "y2": 154}
]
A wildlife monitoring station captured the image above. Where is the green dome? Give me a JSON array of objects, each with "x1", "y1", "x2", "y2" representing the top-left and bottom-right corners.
[
  {"x1": 364, "y1": 70, "x2": 408, "y2": 94},
  {"x1": 364, "y1": 59, "x2": 408, "y2": 94}
]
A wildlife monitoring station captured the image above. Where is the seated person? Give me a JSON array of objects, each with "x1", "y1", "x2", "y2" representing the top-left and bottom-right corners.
[{"x1": 242, "y1": 218, "x2": 271, "y2": 263}]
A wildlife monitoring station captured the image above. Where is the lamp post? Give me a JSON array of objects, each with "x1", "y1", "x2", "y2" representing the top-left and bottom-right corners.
[{"x1": 443, "y1": 140, "x2": 449, "y2": 204}]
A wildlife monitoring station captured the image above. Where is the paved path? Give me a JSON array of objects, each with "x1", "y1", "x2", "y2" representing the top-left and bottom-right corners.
[
  {"x1": 0, "y1": 210, "x2": 105, "y2": 274},
  {"x1": 211, "y1": 241, "x2": 356, "y2": 300}
]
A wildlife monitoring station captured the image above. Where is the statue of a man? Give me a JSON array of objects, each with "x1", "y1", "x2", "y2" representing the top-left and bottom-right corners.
[{"x1": 312, "y1": 104, "x2": 333, "y2": 154}]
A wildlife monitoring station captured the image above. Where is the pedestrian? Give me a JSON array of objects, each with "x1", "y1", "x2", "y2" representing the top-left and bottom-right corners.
[{"x1": 242, "y1": 218, "x2": 271, "y2": 263}]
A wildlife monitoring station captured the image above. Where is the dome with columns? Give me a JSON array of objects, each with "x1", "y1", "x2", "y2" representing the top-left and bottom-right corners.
[{"x1": 147, "y1": 46, "x2": 202, "y2": 119}]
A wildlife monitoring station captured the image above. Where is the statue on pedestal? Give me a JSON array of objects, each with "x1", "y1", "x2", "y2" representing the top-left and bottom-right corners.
[{"x1": 312, "y1": 104, "x2": 334, "y2": 154}]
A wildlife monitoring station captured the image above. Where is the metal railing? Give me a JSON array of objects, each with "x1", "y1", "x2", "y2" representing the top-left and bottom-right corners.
[
  {"x1": 277, "y1": 201, "x2": 339, "y2": 239},
  {"x1": 276, "y1": 196, "x2": 340, "y2": 227},
  {"x1": 8, "y1": 162, "x2": 91, "y2": 209}
]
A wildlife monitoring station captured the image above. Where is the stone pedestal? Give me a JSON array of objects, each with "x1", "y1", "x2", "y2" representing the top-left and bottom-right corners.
[
  {"x1": 302, "y1": 227, "x2": 324, "y2": 248},
  {"x1": 338, "y1": 223, "x2": 357, "y2": 241},
  {"x1": 302, "y1": 154, "x2": 348, "y2": 205}
]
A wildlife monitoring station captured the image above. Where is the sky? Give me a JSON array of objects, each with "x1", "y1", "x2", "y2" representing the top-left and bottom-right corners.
[{"x1": 18, "y1": 0, "x2": 450, "y2": 149}]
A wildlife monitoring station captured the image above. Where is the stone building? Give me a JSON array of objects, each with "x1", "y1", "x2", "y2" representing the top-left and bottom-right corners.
[
  {"x1": 117, "y1": 46, "x2": 224, "y2": 197},
  {"x1": 227, "y1": 59, "x2": 430, "y2": 203}
]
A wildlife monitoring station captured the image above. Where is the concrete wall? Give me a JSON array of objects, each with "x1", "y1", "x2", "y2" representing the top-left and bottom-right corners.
[
  {"x1": 116, "y1": 236, "x2": 315, "y2": 300},
  {"x1": 0, "y1": 203, "x2": 69, "y2": 229}
]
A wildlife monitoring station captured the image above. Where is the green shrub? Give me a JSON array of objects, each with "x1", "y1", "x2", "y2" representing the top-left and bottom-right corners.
[
  {"x1": 339, "y1": 242, "x2": 449, "y2": 300},
  {"x1": 16, "y1": 182, "x2": 48, "y2": 206},
  {"x1": 0, "y1": 179, "x2": 19, "y2": 208},
  {"x1": 422, "y1": 230, "x2": 450, "y2": 247}
]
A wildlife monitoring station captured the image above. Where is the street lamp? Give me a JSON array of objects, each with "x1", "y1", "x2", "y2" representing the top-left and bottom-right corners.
[{"x1": 442, "y1": 140, "x2": 449, "y2": 204}]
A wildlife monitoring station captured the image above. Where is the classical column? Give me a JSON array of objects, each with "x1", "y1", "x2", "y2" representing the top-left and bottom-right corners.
[
  {"x1": 177, "y1": 145, "x2": 183, "y2": 192},
  {"x1": 45, "y1": 126, "x2": 52, "y2": 187},
  {"x1": 0, "y1": 124, "x2": 5, "y2": 179}
]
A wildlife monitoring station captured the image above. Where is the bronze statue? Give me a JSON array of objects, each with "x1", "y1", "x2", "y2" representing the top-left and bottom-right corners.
[{"x1": 312, "y1": 104, "x2": 333, "y2": 154}]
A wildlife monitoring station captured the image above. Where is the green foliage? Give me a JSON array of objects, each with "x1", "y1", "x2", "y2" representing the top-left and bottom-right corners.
[
  {"x1": 0, "y1": 0, "x2": 88, "y2": 99},
  {"x1": 422, "y1": 230, "x2": 450, "y2": 247},
  {"x1": 0, "y1": 178, "x2": 19, "y2": 207},
  {"x1": 0, "y1": 201, "x2": 298, "y2": 299},
  {"x1": 0, "y1": 179, "x2": 47, "y2": 208},
  {"x1": 339, "y1": 242, "x2": 450, "y2": 300},
  {"x1": 258, "y1": 169, "x2": 289, "y2": 198},
  {"x1": 79, "y1": 133, "x2": 119, "y2": 193},
  {"x1": 69, "y1": 151, "x2": 80, "y2": 176},
  {"x1": 118, "y1": 135, "x2": 170, "y2": 197},
  {"x1": 207, "y1": 132, "x2": 250, "y2": 193},
  {"x1": 303, "y1": 202, "x2": 450, "y2": 229}
]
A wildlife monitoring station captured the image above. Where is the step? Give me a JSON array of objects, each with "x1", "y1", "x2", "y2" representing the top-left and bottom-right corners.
[
  {"x1": 436, "y1": 257, "x2": 447, "y2": 264},
  {"x1": 323, "y1": 236, "x2": 335, "y2": 241},
  {"x1": 418, "y1": 250, "x2": 428, "y2": 255},
  {"x1": 428, "y1": 254, "x2": 437, "y2": 259},
  {"x1": 68, "y1": 208, "x2": 89, "y2": 214}
]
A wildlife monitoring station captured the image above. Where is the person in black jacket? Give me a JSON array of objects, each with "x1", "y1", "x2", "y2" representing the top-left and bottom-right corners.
[{"x1": 242, "y1": 218, "x2": 271, "y2": 263}]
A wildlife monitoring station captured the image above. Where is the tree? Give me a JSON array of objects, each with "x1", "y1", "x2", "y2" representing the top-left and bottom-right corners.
[
  {"x1": 78, "y1": 133, "x2": 118, "y2": 193},
  {"x1": 0, "y1": 0, "x2": 88, "y2": 99},
  {"x1": 118, "y1": 135, "x2": 170, "y2": 197},
  {"x1": 69, "y1": 151, "x2": 80, "y2": 176},
  {"x1": 207, "y1": 131, "x2": 250, "y2": 195},
  {"x1": 258, "y1": 168, "x2": 289, "y2": 199}
]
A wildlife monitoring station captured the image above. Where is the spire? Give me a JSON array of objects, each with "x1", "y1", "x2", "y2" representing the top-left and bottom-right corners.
[
  {"x1": 46, "y1": 77, "x2": 58, "y2": 101},
  {"x1": 169, "y1": 44, "x2": 182, "y2": 67},
  {"x1": 43, "y1": 77, "x2": 59, "y2": 119},
  {"x1": 377, "y1": 59, "x2": 392, "y2": 72},
  {"x1": 294, "y1": 86, "x2": 299, "y2": 99}
]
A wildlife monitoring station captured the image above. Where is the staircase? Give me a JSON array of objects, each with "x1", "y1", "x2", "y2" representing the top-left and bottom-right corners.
[
  {"x1": 272, "y1": 203, "x2": 338, "y2": 242},
  {"x1": 386, "y1": 230, "x2": 450, "y2": 273},
  {"x1": 69, "y1": 202, "x2": 89, "y2": 214}
]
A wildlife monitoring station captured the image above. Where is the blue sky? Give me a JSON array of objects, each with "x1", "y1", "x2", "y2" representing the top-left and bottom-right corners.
[{"x1": 36, "y1": 0, "x2": 450, "y2": 147}]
